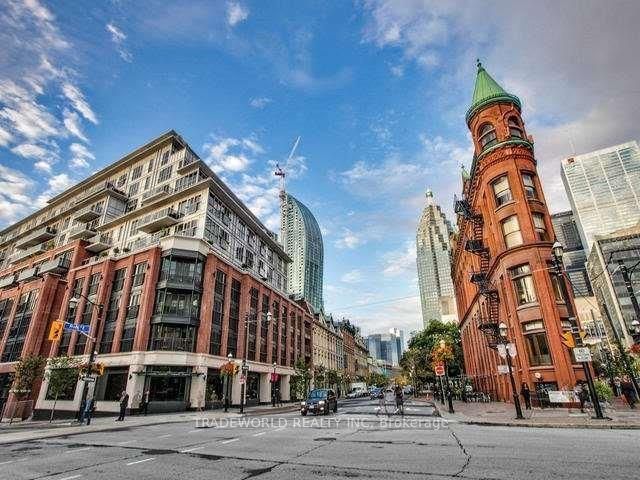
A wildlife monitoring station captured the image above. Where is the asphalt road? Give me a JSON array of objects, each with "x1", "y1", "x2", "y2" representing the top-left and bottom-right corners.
[{"x1": 2, "y1": 397, "x2": 639, "y2": 480}]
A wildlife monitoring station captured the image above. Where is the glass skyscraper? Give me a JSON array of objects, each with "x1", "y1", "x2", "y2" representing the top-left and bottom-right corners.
[
  {"x1": 280, "y1": 192, "x2": 324, "y2": 313},
  {"x1": 561, "y1": 141, "x2": 640, "y2": 251},
  {"x1": 550, "y1": 210, "x2": 592, "y2": 297},
  {"x1": 416, "y1": 190, "x2": 457, "y2": 326}
]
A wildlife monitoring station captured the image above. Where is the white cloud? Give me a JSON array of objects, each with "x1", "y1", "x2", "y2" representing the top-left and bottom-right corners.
[
  {"x1": 382, "y1": 240, "x2": 416, "y2": 277},
  {"x1": 62, "y1": 83, "x2": 98, "y2": 125},
  {"x1": 62, "y1": 108, "x2": 88, "y2": 142},
  {"x1": 11, "y1": 143, "x2": 48, "y2": 159},
  {"x1": 34, "y1": 160, "x2": 52, "y2": 173},
  {"x1": 69, "y1": 142, "x2": 95, "y2": 168},
  {"x1": 0, "y1": 127, "x2": 12, "y2": 146},
  {"x1": 249, "y1": 97, "x2": 272, "y2": 109},
  {"x1": 35, "y1": 172, "x2": 74, "y2": 208},
  {"x1": 334, "y1": 228, "x2": 364, "y2": 250},
  {"x1": 0, "y1": 164, "x2": 35, "y2": 223},
  {"x1": 106, "y1": 22, "x2": 133, "y2": 62},
  {"x1": 226, "y1": 2, "x2": 249, "y2": 27},
  {"x1": 203, "y1": 136, "x2": 266, "y2": 174},
  {"x1": 341, "y1": 269, "x2": 363, "y2": 284}
]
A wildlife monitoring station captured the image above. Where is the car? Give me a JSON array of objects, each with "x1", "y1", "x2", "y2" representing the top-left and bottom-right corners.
[
  {"x1": 301, "y1": 389, "x2": 338, "y2": 416},
  {"x1": 369, "y1": 387, "x2": 383, "y2": 399},
  {"x1": 346, "y1": 390, "x2": 359, "y2": 399}
]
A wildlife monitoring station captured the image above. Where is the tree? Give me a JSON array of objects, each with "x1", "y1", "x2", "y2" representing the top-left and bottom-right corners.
[
  {"x1": 313, "y1": 365, "x2": 326, "y2": 388},
  {"x1": 290, "y1": 358, "x2": 311, "y2": 401},
  {"x1": 366, "y1": 372, "x2": 387, "y2": 387},
  {"x1": 45, "y1": 356, "x2": 80, "y2": 422},
  {"x1": 325, "y1": 369, "x2": 339, "y2": 390},
  {"x1": 11, "y1": 355, "x2": 46, "y2": 400}
]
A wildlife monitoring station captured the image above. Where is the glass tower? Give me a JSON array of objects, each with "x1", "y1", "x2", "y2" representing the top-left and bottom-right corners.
[
  {"x1": 561, "y1": 141, "x2": 640, "y2": 252},
  {"x1": 280, "y1": 192, "x2": 324, "y2": 313},
  {"x1": 416, "y1": 190, "x2": 457, "y2": 326},
  {"x1": 550, "y1": 210, "x2": 592, "y2": 297}
]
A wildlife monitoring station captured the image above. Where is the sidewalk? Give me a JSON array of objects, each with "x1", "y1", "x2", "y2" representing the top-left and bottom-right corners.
[
  {"x1": 0, "y1": 403, "x2": 297, "y2": 445},
  {"x1": 434, "y1": 399, "x2": 640, "y2": 429}
]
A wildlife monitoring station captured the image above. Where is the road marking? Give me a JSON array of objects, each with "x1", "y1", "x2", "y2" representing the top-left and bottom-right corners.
[
  {"x1": 274, "y1": 426, "x2": 286, "y2": 431},
  {"x1": 187, "y1": 429, "x2": 203, "y2": 434},
  {"x1": 180, "y1": 446, "x2": 205, "y2": 453},
  {"x1": 117, "y1": 440, "x2": 136, "y2": 445},
  {"x1": 126, "y1": 457, "x2": 155, "y2": 466},
  {"x1": 252, "y1": 431, "x2": 267, "y2": 437},
  {"x1": 0, "y1": 459, "x2": 21, "y2": 465},
  {"x1": 221, "y1": 438, "x2": 239, "y2": 444},
  {"x1": 58, "y1": 475, "x2": 82, "y2": 480},
  {"x1": 158, "y1": 434, "x2": 172, "y2": 439},
  {"x1": 65, "y1": 447, "x2": 91, "y2": 453}
]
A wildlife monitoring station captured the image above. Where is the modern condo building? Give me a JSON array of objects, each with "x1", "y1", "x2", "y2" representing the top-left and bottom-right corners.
[{"x1": 0, "y1": 131, "x2": 313, "y2": 417}]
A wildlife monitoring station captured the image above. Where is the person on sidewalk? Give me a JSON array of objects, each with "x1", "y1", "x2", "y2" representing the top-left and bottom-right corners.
[
  {"x1": 394, "y1": 384, "x2": 404, "y2": 415},
  {"x1": 139, "y1": 389, "x2": 150, "y2": 416},
  {"x1": 574, "y1": 383, "x2": 586, "y2": 413},
  {"x1": 116, "y1": 390, "x2": 129, "y2": 421},
  {"x1": 520, "y1": 383, "x2": 532, "y2": 410},
  {"x1": 621, "y1": 376, "x2": 637, "y2": 409},
  {"x1": 376, "y1": 389, "x2": 388, "y2": 417}
]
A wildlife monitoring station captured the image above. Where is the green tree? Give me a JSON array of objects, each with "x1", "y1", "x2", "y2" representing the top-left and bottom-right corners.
[
  {"x1": 290, "y1": 358, "x2": 311, "y2": 401},
  {"x1": 366, "y1": 372, "x2": 387, "y2": 387},
  {"x1": 45, "y1": 356, "x2": 80, "y2": 422},
  {"x1": 325, "y1": 369, "x2": 339, "y2": 390},
  {"x1": 313, "y1": 365, "x2": 326, "y2": 388}
]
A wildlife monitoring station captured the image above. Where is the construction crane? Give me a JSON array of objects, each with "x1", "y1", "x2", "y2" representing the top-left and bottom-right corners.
[{"x1": 274, "y1": 136, "x2": 300, "y2": 194}]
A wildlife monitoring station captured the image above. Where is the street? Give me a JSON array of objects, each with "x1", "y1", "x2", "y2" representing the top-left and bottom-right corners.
[{"x1": 1, "y1": 397, "x2": 639, "y2": 480}]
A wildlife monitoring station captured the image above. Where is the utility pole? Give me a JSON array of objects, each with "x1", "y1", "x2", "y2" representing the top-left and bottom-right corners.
[{"x1": 617, "y1": 259, "x2": 640, "y2": 332}]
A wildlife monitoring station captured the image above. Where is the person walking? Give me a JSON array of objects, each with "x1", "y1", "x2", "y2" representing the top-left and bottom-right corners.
[
  {"x1": 621, "y1": 376, "x2": 637, "y2": 409},
  {"x1": 376, "y1": 388, "x2": 390, "y2": 417},
  {"x1": 573, "y1": 383, "x2": 586, "y2": 413},
  {"x1": 139, "y1": 389, "x2": 150, "y2": 416},
  {"x1": 520, "y1": 383, "x2": 532, "y2": 410},
  {"x1": 116, "y1": 390, "x2": 129, "y2": 421},
  {"x1": 394, "y1": 385, "x2": 404, "y2": 415}
]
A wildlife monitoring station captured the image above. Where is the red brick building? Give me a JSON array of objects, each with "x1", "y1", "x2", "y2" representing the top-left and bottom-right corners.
[
  {"x1": 0, "y1": 131, "x2": 313, "y2": 417},
  {"x1": 452, "y1": 63, "x2": 585, "y2": 402}
]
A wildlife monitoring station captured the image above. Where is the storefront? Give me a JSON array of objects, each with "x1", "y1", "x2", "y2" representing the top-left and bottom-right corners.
[
  {"x1": 245, "y1": 371, "x2": 260, "y2": 406},
  {"x1": 143, "y1": 366, "x2": 192, "y2": 412}
]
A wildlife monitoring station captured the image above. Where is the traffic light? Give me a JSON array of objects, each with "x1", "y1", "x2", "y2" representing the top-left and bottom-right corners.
[
  {"x1": 93, "y1": 363, "x2": 105, "y2": 376},
  {"x1": 48, "y1": 320, "x2": 63, "y2": 341},
  {"x1": 560, "y1": 331, "x2": 575, "y2": 348}
]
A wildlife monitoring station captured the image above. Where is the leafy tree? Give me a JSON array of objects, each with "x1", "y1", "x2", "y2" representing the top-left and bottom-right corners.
[
  {"x1": 366, "y1": 372, "x2": 387, "y2": 387},
  {"x1": 290, "y1": 358, "x2": 311, "y2": 400},
  {"x1": 325, "y1": 369, "x2": 339, "y2": 389},
  {"x1": 11, "y1": 355, "x2": 46, "y2": 400},
  {"x1": 313, "y1": 365, "x2": 326, "y2": 388},
  {"x1": 45, "y1": 356, "x2": 80, "y2": 422}
]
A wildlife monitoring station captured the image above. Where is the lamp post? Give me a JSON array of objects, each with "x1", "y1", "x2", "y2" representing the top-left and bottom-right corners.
[
  {"x1": 498, "y1": 322, "x2": 524, "y2": 420},
  {"x1": 631, "y1": 319, "x2": 640, "y2": 343},
  {"x1": 271, "y1": 361, "x2": 277, "y2": 407},
  {"x1": 224, "y1": 352, "x2": 233, "y2": 412},
  {"x1": 240, "y1": 311, "x2": 272, "y2": 414},
  {"x1": 69, "y1": 294, "x2": 104, "y2": 425},
  {"x1": 551, "y1": 241, "x2": 604, "y2": 420}
]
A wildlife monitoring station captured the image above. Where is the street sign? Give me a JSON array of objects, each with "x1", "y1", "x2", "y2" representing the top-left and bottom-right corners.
[
  {"x1": 573, "y1": 346, "x2": 592, "y2": 362},
  {"x1": 48, "y1": 320, "x2": 63, "y2": 341},
  {"x1": 64, "y1": 322, "x2": 90, "y2": 335},
  {"x1": 561, "y1": 331, "x2": 575, "y2": 348},
  {"x1": 497, "y1": 364, "x2": 509, "y2": 374},
  {"x1": 80, "y1": 376, "x2": 95, "y2": 382},
  {"x1": 506, "y1": 343, "x2": 517, "y2": 358},
  {"x1": 434, "y1": 363, "x2": 445, "y2": 376}
]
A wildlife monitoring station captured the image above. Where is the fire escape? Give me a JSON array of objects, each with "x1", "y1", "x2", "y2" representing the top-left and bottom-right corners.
[{"x1": 454, "y1": 194, "x2": 500, "y2": 348}]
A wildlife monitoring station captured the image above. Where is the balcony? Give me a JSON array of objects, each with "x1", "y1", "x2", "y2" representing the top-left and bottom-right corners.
[
  {"x1": 126, "y1": 305, "x2": 140, "y2": 319},
  {"x1": 157, "y1": 272, "x2": 202, "y2": 291},
  {"x1": 74, "y1": 204, "x2": 103, "y2": 223},
  {"x1": 38, "y1": 257, "x2": 71, "y2": 276},
  {"x1": 9, "y1": 243, "x2": 49, "y2": 264},
  {"x1": 69, "y1": 223, "x2": 98, "y2": 240},
  {"x1": 0, "y1": 274, "x2": 16, "y2": 289},
  {"x1": 469, "y1": 271, "x2": 488, "y2": 284},
  {"x1": 173, "y1": 148, "x2": 200, "y2": 173},
  {"x1": 142, "y1": 185, "x2": 173, "y2": 206},
  {"x1": 15, "y1": 226, "x2": 57, "y2": 250},
  {"x1": 138, "y1": 208, "x2": 181, "y2": 233},
  {"x1": 464, "y1": 239, "x2": 486, "y2": 253},
  {"x1": 74, "y1": 181, "x2": 128, "y2": 206},
  {"x1": 16, "y1": 266, "x2": 39, "y2": 283},
  {"x1": 85, "y1": 234, "x2": 112, "y2": 253}
]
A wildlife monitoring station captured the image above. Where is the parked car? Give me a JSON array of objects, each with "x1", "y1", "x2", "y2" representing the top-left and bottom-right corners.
[
  {"x1": 403, "y1": 385, "x2": 413, "y2": 395},
  {"x1": 301, "y1": 389, "x2": 338, "y2": 416},
  {"x1": 370, "y1": 387, "x2": 383, "y2": 399}
]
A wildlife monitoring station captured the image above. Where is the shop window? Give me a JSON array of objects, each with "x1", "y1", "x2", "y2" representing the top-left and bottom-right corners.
[{"x1": 96, "y1": 368, "x2": 128, "y2": 401}]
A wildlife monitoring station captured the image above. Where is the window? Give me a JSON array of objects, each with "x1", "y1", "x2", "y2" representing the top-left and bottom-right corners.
[
  {"x1": 478, "y1": 123, "x2": 497, "y2": 149},
  {"x1": 0, "y1": 298, "x2": 14, "y2": 343},
  {"x1": 492, "y1": 175, "x2": 513, "y2": 206},
  {"x1": 522, "y1": 173, "x2": 538, "y2": 200},
  {"x1": 549, "y1": 269, "x2": 565, "y2": 302},
  {"x1": 509, "y1": 264, "x2": 537, "y2": 305},
  {"x1": 128, "y1": 182, "x2": 139, "y2": 196},
  {"x1": 532, "y1": 213, "x2": 549, "y2": 241},
  {"x1": 88, "y1": 273, "x2": 101, "y2": 296},
  {"x1": 227, "y1": 279, "x2": 241, "y2": 356},
  {"x1": 501, "y1": 215, "x2": 523, "y2": 248},
  {"x1": 112, "y1": 268, "x2": 126, "y2": 292},
  {"x1": 209, "y1": 270, "x2": 226, "y2": 356},
  {"x1": 508, "y1": 117, "x2": 524, "y2": 138},
  {"x1": 158, "y1": 166, "x2": 172, "y2": 183},
  {"x1": 235, "y1": 245, "x2": 244, "y2": 262},
  {"x1": 132, "y1": 262, "x2": 147, "y2": 287},
  {"x1": 131, "y1": 165, "x2": 142, "y2": 180},
  {"x1": 524, "y1": 331, "x2": 552, "y2": 366},
  {"x1": 117, "y1": 174, "x2": 127, "y2": 187},
  {"x1": 161, "y1": 150, "x2": 170, "y2": 165},
  {"x1": 144, "y1": 176, "x2": 151, "y2": 190},
  {"x1": 147, "y1": 158, "x2": 154, "y2": 173}
]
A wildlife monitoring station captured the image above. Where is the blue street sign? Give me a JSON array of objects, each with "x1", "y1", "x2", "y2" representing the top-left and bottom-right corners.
[{"x1": 63, "y1": 322, "x2": 91, "y2": 335}]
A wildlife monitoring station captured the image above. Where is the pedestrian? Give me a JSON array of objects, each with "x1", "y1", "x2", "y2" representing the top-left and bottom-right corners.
[
  {"x1": 621, "y1": 376, "x2": 637, "y2": 409},
  {"x1": 520, "y1": 382, "x2": 532, "y2": 410},
  {"x1": 394, "y1": 384, "x2": 404, "y2": 415},
  {"x1": 276, "y1": 389, "x2": 282, "y2": 407},
  {"x1": 573, "y1": 383, "x2": 586, "y2": 413},
  {"x1": 82, "y1": 398, "x2": 95, "y2": 425},
  {"x1": 116, "y1": 390, "x2": 129, "y2": 421},
  {"x1": 139, "y1": 389, "x2": 150, "y2": 416},
  {"x1": 375, "y1": 389, "x2": 388, "y2": 416},
  {"x1": 614, "y1": 377, "x2": 622, "y2": 397}
]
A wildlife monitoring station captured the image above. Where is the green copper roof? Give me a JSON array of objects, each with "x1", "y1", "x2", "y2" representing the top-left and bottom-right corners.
[{"x1": 466, "y1": 60, "x2": 521, "y2": 124}]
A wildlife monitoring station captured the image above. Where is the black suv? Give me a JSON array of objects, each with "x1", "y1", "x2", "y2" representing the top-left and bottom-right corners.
[{"x1": 301, "y1": 389, "x2": 337, "y2": 416}]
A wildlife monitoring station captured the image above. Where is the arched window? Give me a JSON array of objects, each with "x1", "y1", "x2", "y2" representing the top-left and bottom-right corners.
[
  {"x1": 508, "y1": 117, "x2": 523, "y2": 138},
  {"x1": 478, "y1": 123, "x2": 497, "y2": 149}
]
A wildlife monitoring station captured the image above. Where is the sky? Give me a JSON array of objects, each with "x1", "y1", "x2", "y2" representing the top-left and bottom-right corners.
[{"x1": 1, "y1": 0, "x2": 640, "y2": 339}]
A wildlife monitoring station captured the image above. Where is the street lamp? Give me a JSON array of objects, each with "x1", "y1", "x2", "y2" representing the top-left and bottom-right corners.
[
  {"x1": 630, "y1": 320, "x2": 640, "y2": 342},
  {"x1": 239, "y1": 310, "x2": 272, "y2": 414},
  {"x1": 69, "y1": 294, "x2": 104, "y2": 425},
  {"x1": 551, "y1": 241, "x2": 605, "y2": 419},
  {"x1": 271, "y1": 362, "x2": 277, "y2": 407},
  {"x1": 223, "y1": 352, "x2": 233, "y2": 412}
]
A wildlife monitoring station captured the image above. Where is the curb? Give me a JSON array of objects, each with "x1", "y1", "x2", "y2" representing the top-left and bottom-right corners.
[{"x1": 458, "y1": 419, "x2": 640, "y2": 430}]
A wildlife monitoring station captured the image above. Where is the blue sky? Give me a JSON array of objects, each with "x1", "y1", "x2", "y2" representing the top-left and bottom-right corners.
[{"x1": 1, "y1": 1, "x2": 640, "y2": 337}]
